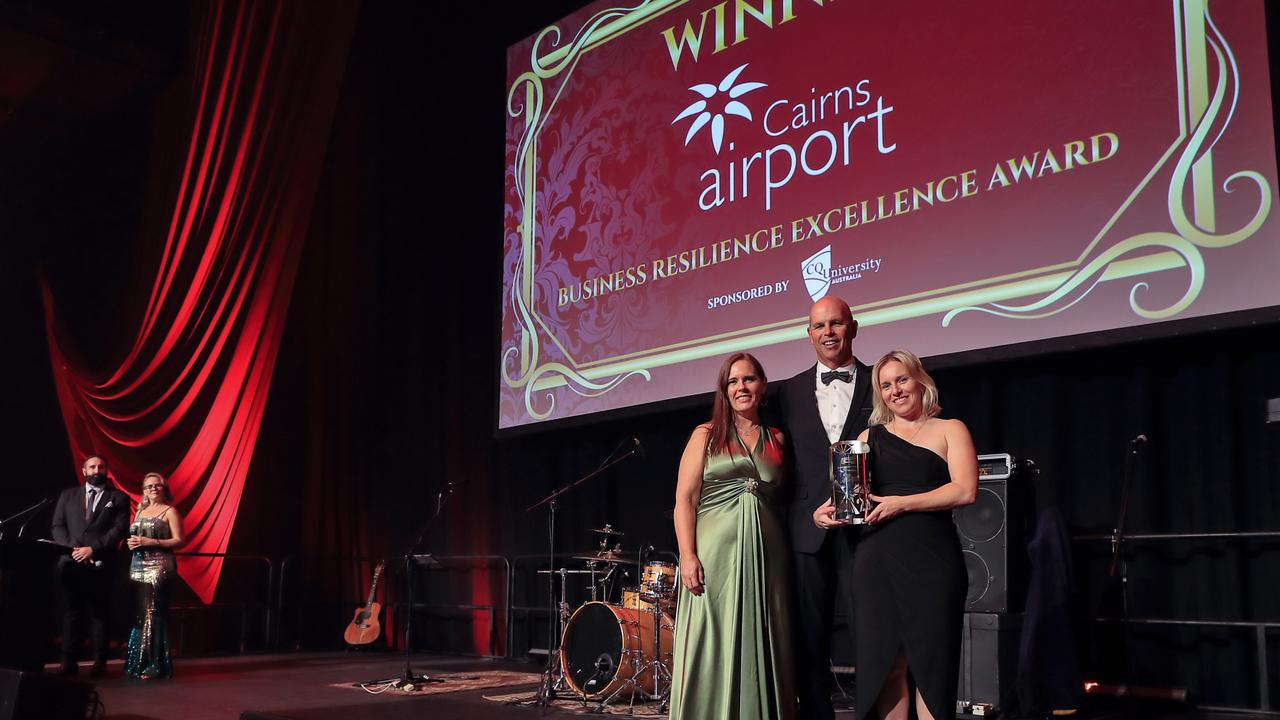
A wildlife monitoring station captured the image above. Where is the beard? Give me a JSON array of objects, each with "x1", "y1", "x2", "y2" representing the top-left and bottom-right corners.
[{"x1": 85, "y1": 473, "x2": 109, "y2": 487}]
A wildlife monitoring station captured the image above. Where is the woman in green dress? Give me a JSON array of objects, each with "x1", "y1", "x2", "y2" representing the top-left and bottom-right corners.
[
  {"x1": 670, "y1": 352, "x2": 795, "y2": 720},
  {"x1": 124, "y1": 473, "x2": 184, "y2": 680}
]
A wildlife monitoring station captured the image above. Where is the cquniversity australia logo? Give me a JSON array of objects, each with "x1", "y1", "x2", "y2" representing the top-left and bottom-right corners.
[
  {"x1": 671, "y1": 63, "x2": 766, "y2": 154},
  {"x1": 802, "y1": 245, "x2": 831, "y2": 301}
]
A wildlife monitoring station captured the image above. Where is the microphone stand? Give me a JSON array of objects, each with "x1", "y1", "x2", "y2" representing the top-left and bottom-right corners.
[
  {"x1": 359, "y1": 482, "x2": 453, "y2": 689},
  {"x1": 1090, "y1": 435, "x2": 1186, "y2": 709},
  {"x1": 15, "y1": 498, "x2": 51, "y2": 538},
  {"x1": 0, "y1": 498, "x2": 50, "y2": 536},
  {"x1": 523, "y1": 438, "x2": 643, "y2": 707},
  {"x1": 1104, "y1": 436, "x2": 1143, "y2": 711}
]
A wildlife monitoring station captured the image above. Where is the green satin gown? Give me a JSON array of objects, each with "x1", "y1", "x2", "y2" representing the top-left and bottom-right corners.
[{"x1": 670, "y1": 430, "x2": 796, "y2": 720}]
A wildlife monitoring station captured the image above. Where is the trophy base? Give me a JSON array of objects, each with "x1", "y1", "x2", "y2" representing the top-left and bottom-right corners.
[{"x1": 833, "y1": 514, "x2": 865, "y2": 525}]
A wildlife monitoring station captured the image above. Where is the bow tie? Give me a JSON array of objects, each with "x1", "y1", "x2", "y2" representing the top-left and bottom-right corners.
[{"x1": 821, "y1": 370, "x2": 852, "y2": 385}]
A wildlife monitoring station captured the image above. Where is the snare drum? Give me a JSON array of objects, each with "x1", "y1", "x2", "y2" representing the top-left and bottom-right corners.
[{"x1": 560, "y1": 602, "x2": 673, "y2": 698}]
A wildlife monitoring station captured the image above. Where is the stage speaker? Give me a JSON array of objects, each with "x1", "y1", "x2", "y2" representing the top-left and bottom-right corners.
[
  {"x1": 0, "y1": 670, "x2": 92, "y2": 720},
  {"x1": 954, "y1": 454, "x2": 1032, "y2": 613},
  {"x1": 958, "y1": 612, "x2": 1022, "y2": 710}
]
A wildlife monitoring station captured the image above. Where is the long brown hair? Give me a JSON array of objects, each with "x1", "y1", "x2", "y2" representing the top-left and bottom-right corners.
[{"x1": 707, "y1": 352, "x2": 767, "y2": 454}]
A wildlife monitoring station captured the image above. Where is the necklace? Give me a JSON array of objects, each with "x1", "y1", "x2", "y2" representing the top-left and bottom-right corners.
[
  {"x1": 734, "y1": 419, "x2": 760, "y2": 435},
  {"x1": 892, "y1": 418, "x2": 929, "y2": 443}
]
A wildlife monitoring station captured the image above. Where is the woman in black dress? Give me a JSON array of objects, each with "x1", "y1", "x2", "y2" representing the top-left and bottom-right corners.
[{"x1": 815, "y1": 349, "x2": 978, "y2": 720}]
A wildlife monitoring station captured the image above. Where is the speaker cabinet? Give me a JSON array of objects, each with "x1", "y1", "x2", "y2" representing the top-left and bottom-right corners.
[
  {"x1": 0, "y1": 670, "x2": 92, "y2": 720},
  {"x1": 954, "y1": 454, "x2": 1032, "y2": 613},
  {"x1": 958, "y1": 612, "x2": 1022, "y2": 709}
]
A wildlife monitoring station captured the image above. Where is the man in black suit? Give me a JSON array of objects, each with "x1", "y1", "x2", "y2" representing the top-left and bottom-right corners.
[
  {"x1": 775, "y1": 296, "x2": 873, "y2": 720},
  {"x1": 51, "y1": 456, "x2": 130, "y2": 676}
]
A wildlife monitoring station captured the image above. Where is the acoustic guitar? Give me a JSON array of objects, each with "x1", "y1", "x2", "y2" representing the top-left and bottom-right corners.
[{"x1": 344, "y1": 560, "x2": 386, "y2": 646}]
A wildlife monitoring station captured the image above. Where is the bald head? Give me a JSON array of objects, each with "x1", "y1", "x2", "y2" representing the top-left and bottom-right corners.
[{"x1": 807, "y1": 297, "x2": 857, "y2": 369}]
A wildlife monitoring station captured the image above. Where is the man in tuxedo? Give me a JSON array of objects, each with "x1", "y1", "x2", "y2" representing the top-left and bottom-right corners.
[
  {"x1": 51, "y1": 456, "x2": 130, "y2": 676},
  {"x1": 775, "y1": 296, "x2": 873, "y2": 720}
]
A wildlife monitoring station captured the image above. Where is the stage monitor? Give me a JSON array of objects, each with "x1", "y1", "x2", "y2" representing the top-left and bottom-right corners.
[{"x1": 501, "y1": 0, "x2": 1280, "y2": 430}]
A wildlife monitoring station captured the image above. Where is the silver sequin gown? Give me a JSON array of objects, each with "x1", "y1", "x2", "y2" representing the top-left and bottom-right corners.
[{"x1": 125, "y1": 514, "x2": 176, "y2": 679}]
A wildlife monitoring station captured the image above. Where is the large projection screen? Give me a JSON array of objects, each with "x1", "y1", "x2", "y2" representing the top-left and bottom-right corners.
[{"x1": 501, "y1": 0, "x2": 1280, "y2": 430}]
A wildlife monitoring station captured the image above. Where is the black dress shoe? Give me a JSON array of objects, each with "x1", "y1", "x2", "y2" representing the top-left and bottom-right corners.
[
  {"x1": 56, "y1": 663, "x2": 78, "y2": 677},
  {"x1": 89, "y1": 661, "x2": 107, "y2": 678}
]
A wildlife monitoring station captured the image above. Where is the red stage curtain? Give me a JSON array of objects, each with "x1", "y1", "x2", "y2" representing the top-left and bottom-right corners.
[{"x1": 40, "y1": 0, "x2": 356, "y2": 603}]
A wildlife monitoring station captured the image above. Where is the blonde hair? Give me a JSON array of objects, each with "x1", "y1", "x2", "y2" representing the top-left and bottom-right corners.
[
  {"x1": 870, "y1": 349, "x2": 941, "y2": 425},
  {"x1": 139, "y1": 472, "x2": 171, "y2": 509}
]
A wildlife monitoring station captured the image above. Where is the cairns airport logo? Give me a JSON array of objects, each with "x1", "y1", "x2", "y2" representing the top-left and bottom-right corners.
[
  {"x1": 670, "y1": 62, "x2": 898, "y2": 214},
  {"x1": 673, "y1": 63, "x2": 767, "y2": 155}
]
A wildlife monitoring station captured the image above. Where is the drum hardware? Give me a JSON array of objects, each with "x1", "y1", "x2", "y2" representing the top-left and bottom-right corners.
[
  {"x1": 553, "y1": 541, "x2": 679, "y2": 711},
  {"x1": 595, "y1": 561, "x2": 626, "y2": 604},
  {"x1": 576, "y1": 550, "x2": 633, "y2": 605},
  {"x1": 521, "y1": 437, "x2": 644, "y2": 708},
  {"x1": 592, "y1": 599, "x2": 675, "y2": 712},
  {"x1": 639, "y1": 560, "x2": 676, "y2": 600},
  {"x1": 621, "y1": 586, "x2": 655, "y2": 611},
  {"x1": 571, "y1": 553, "x2": 636, "y2": 564},
  {"x1": 559, "y1": 601, "x2": 674, "y2": 710},
  {"x1": 589, "y1": 524, "x2": 625, "y2": 536}
]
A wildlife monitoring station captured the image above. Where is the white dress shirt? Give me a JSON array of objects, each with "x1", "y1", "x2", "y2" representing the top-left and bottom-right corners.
[{"x1": 814, "y1": 361, "x2": 857, "y2": 444}]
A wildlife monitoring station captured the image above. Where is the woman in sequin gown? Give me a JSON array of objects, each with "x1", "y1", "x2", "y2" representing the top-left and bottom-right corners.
[
  {"x1": 670, "y1": 352, "x2": 795, "y2": 720},
  {"x1": 125, "y1": 473, "x2": 184, "y2": 680}
]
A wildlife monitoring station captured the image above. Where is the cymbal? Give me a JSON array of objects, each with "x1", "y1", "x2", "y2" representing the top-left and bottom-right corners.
[
  {"x1": 589, "y1": 525, "x2": 625, "y2": 536},
  {"x1": 535, "y1": 568, "x2": 597, "y2": 574},
  {"x1": 571, "y1": 554, "x2": 637, "y2": 565}
]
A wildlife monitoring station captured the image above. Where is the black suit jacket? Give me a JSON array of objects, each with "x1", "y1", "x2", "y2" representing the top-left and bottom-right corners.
[
  {"x1": 51, "y1": 485, "x2": 130, "y2": 565},
  {"x1": 776, "y1": 360, "x2": 874, "y2": 554}
]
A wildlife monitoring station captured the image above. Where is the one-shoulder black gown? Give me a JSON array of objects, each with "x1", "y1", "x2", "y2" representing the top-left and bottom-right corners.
[{"x1": 855, "y1": 424, "x2": 966, "y2": 720}]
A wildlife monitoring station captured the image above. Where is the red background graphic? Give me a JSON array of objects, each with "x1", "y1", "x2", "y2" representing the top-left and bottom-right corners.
[{"x1": 502, "y1": 0, "x2": 1280, "y2": 428}]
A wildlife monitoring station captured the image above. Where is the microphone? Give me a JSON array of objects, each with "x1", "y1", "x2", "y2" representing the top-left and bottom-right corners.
[
  {"x1": 1129, "y1": 434, "x2": 1148, "y2": 452},
  {"x1": 632, "y1": 436, "x2": 645, "y2": 459},
  {"x1": 582, "y1": 654, "x2": 613, "y2": 691}
]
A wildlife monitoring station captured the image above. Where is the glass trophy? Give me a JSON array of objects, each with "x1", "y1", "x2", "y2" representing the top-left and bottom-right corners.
[{"x1": 830, "y1": 440, "x2": 871, "y2": 524}]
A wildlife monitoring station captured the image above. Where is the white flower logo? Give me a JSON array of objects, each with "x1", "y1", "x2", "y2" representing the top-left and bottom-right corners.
[{"x1": 671, "y1": 63, "x2": 767, "y2": 154}]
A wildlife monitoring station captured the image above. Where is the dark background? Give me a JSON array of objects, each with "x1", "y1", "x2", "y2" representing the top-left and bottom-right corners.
[{"x1": 1, "y1": 0, "x2": 1279, "y2": 709}]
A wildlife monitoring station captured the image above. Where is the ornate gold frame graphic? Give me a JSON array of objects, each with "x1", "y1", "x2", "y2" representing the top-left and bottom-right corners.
[{"x1": 503, "y1": 0, "x2": 1272, "y2": 423}]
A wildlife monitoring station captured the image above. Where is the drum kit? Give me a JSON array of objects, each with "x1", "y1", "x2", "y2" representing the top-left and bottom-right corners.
[{"x1": 538, "y1": 524, "x2": 678, "y2": 711}]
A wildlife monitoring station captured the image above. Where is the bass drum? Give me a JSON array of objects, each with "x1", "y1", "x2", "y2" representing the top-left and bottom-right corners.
[{"x1": 560, "y1": 601, "x2": 673, "y2": 699}]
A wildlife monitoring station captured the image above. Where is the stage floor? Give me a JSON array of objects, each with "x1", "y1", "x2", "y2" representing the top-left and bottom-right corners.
[
  {"x1": 59, "y1": 651, "x2": 1268, "y2": 720},
  {"x1": 78, "y1": 651, "x2": 657, "y2": 720}
]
